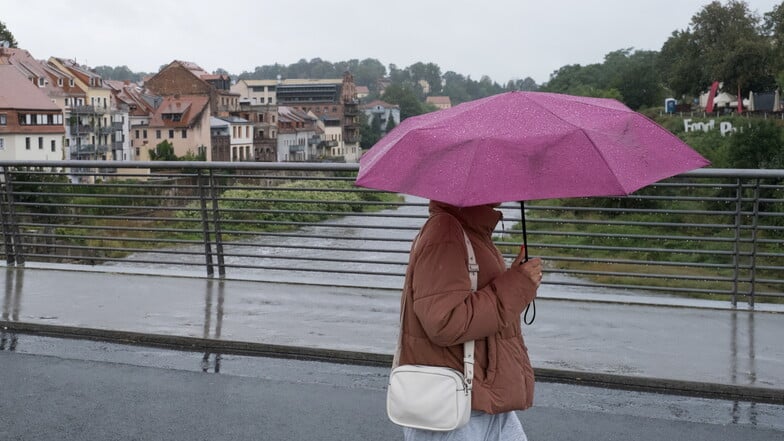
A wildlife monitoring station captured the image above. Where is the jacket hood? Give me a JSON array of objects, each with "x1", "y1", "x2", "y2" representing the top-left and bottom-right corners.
[{"x1": 429, "y1": 200, "x2": 502, "y2": 237}]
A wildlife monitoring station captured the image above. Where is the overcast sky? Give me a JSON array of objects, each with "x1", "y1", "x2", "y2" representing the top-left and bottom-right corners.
[{"x1": 4, "y1": 0, "x2": 783, "y2": 85}]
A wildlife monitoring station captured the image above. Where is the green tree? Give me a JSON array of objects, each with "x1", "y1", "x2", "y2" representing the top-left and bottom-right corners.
[
  {"x1": 359, "y1": 112, "x2": 381, "y2": 149},
  {"x1": 658, "y1": 29, "x2": 704, "y2": 97},
  {"x1": 408, "y1": 62, "x2": 443, "y2": 95},
  {"x1": 353, "y1": 58, "x2": 387, "y2": 87},
  {"x1": 606, "y1": 49, "x2": 667, "y2": 109},
  {"x1": 93, "y1": 65, "x2": 144, "y2": 82},
  {"x1": 381, "y1": 84, "x2": 428, "y2": 119},
  {"x1": 661, "y1": 1, "x2": 774, "y2": 98},
  {"x1": 180, "y1": 146, "x2": 206, "y2": 161},
  {"x1": 726, "y1": 120, "x2": 784, "y2": 169},
  {"x1": 541, "y1": 62, "x2": 623, "y2": 101},
  {"x1": 148, "y1": 140, "x2": 177, "y2": 161},
  {"x1": 764, "y1": 2, "x2": 784, "y2": 88},
  {"x1": 442, "y1": 71, "x2": 472, "y2": 104},
  {"x1": 238, "y1": 63, "x2": 286, "y2": 80},
  {"x1": 507, "y1": 77, "x2": 539, "y2": 91},
  {"x1": 385, "y1": 115, "x2": 397, "y2": 133},
  {"x1": 542, "y1": 63, "x2": 606, "y2": 94},
  {"x1": 0, "y1": 20, "x2": 18, "y2": 47},
  {"x1": 388, "y1": 63, "x2": 411, "y2": 85}
]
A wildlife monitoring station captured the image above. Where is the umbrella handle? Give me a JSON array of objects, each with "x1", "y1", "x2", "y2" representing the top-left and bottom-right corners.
[
  {"x1": 519, "y1": 201, "x2": 536, "y2": 325},
  {"x1": 520, "y1": 201, "x2": 529, "y2": 261},
  {"x1": 523, "y1": 301, "x2": 536, "y2": 325}
]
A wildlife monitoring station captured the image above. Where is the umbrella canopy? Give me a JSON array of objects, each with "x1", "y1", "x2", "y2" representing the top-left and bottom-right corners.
[{"x1": 355, "y1": 91, "x2": 710, "y2": 207}]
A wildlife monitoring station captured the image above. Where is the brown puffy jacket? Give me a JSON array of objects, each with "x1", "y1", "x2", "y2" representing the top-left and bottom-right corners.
[{"x1": 397, "y1": 201, "x2": 536, "y2": 414}]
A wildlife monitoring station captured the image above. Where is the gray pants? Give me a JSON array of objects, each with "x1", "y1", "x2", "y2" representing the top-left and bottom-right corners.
[{"x1": 403, "y1": 411, "x2": 528, "y2": 441}]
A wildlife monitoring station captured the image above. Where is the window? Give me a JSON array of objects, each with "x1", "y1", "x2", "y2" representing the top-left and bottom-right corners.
[
  {"x1": 156, "y1": 130, "x2": 161, "y2": 139},
  {"x1": 38, "y1": 137, "x2": 44, "y2": 149},
  {"x1": 168, "y1": 130, "x2": 174, "y2": 139},
  {"x1": 25, "y1": 137, "x2": 31, "y2": 150},
  {"x1": 0, "y1": 114, "x2": 5, "y2": 125},
  {"x1": 135, "y1": 130, "x2": 140, "y2": 139},
  {"x1": 58, "y1": 78, "x2": 63, "y2": 87},
  {"x1": 135, "y1": 147, "x2": 140, "y2": 157},
  {"x1": 51, "y1": 140, "x2": 56, "y2": 152},
  {"x1": 142, "y1": 130, "x2": 147, "y2": 139},
  {"x1": 0, "y1": 138, "x2": 4, "y2": 150},
  {"x1": 38, "y1": 77, "x2": 45, "y2": 87},
  {"x1": 181, "y1": 129, "x2": 187, "y2": 139},
  {"x1": 69, "y1": 79, "x2": 75, "y2": 87}
]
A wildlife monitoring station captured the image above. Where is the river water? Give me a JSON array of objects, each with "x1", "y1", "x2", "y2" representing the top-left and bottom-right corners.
[
  {"x1": 103, "y1": 197, "x2": 729, "y2": 306},
  {"x1": 103, "y1": 196, "x2": 530, "y2": 289}
]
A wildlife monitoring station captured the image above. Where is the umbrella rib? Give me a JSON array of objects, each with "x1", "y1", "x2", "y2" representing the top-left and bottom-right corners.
[
  {"x1": 524, "y1": 96, "x2": 629, "y2": 195},
  {"x1": 458, "y1": 140, "x2": 483, "y2": 206}
]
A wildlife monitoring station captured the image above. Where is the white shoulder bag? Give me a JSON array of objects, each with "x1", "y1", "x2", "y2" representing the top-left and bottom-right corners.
[{"x1": 386, "y1": 228, "x2": 477, "y2": 431}]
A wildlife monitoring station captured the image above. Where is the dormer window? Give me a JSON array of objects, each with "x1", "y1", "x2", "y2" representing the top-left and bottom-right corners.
[
  {"x1": 37, "y1": 77, "x2": 45, "y2": 87},
  {"x1": 58, "y1": 78, "x2": 63, "y2": 87},
  {"x1": 69, "y1": 79, "x2": 75, "y2": 87},
  {"x1": 162, "y1": 113, "x2": 182, "y2": 122}
]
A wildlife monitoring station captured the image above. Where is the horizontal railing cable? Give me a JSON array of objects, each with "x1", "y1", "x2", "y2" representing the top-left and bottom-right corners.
[{"x1": 0, "y1": 161, "x2": 780, "y2": 305}]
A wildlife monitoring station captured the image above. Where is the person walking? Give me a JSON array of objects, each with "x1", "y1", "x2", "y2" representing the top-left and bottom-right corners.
[{"x1": 396, "y1": 200, "x2": 542, "y2": 440}]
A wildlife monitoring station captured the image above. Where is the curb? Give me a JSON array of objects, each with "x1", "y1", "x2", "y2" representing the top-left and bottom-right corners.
[{"x1": 2, "y1": 320, "x2": 782, "y2": 405}]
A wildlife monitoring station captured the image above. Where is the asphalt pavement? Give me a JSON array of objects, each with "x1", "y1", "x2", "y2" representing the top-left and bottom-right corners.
[
  {"x1": 1, "y1": 336, "x2": 783, "y2": 441},
  {"x1": 1, "y1": 264, "x2": 783, "y2": 404}
]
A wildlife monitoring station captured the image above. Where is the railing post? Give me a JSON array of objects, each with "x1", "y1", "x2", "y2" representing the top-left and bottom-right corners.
[
  {"x1": 0, "y1": 167, "x2": 24, "y2": 266},
  {"x1": 0, "y1": 166, "x2": 12, "y2": 265},
  {"x1": 747, "y1": 179, "x2": 761, "y2": 307},
  {"x1": 208, "y1": 170, "x2": 225, "y2": 278},
  {"x1": 196, "y1": 169, "x2": 214, "y2": 277},
  {"x1": 731, "y1": 178, "x2": 743, "y2": 307}
]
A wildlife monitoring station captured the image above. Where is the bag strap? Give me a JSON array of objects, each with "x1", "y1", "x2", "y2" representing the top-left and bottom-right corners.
[
  {"x1": 461, "y1": 229, "x2": 477, "y2": 391},
  {"x1": 394, "y1": 220, "x2": 477, "y2": 391}
]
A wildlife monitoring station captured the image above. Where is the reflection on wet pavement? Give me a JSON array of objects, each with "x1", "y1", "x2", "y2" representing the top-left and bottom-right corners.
[
  {"x1": 1, "y1": 267, "x2": 22, "y2": 351},
  {"x1": 201, "y1": 279, "x2": 225, "y2": 373}
]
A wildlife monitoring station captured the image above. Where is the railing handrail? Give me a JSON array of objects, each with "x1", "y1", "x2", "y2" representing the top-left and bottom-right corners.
[
  {"x1": 0, "y1": 160, "x2": 359, "y2": 171},
  {"x1": 0, "y1": 160, "x2": 781, "y2": 179}
]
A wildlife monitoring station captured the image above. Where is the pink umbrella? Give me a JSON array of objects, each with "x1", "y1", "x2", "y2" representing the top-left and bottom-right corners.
[
  {"x1": 356, "y1": 91, "x2": 709, "y2": 206},
  {"x1": 356, "y1": 91, "x2": 710, "y2": 323}
]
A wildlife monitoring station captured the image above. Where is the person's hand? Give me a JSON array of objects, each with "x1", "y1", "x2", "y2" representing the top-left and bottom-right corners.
[{"x1": 512, "y1": 246, "x2": 543, "y2": 288}]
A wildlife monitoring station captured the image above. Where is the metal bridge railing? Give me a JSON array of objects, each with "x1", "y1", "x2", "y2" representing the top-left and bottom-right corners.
[{"x1": 0, "y1": 160, "x2": 781, "y2": 306}]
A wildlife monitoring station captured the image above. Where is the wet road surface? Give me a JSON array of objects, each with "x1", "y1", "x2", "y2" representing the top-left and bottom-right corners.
[
  {"x1": 2, "y1": 266, "x2": 782, "y2": 392},
  {"x1": 1, "y1": 336, "x2": 782, "y2": 441}
]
